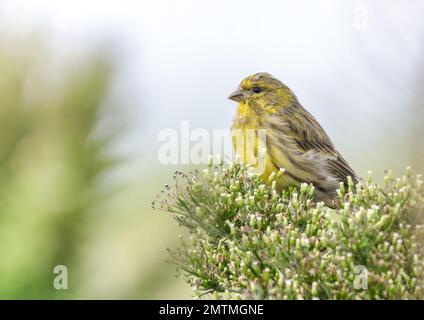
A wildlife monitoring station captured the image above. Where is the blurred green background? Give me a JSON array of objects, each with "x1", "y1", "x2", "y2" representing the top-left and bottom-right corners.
[
  {"x1": 0, "y1": 37, "x2": 191, "y2": 299},
  {"x1": 0, "y1": 0, "x2": 423, "y2": 299}
]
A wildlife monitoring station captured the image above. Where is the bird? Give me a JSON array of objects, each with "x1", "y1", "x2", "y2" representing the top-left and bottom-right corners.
[{"x1": 229, "y1": 72, "x2": 358, "y2": 207}]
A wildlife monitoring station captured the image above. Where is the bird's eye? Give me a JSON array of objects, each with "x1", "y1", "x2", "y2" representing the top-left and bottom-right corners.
[{"x1": 252, "y1": 86, "x2": 262, "y2": 93}]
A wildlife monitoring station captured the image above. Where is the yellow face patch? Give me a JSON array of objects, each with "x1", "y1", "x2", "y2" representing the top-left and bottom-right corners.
[
  {"x1": 240, "y1": 78, "x2": 271, "y2": 91},
  {"x1": 231, "y1": 73, "x2": 295, "y2": 123}
]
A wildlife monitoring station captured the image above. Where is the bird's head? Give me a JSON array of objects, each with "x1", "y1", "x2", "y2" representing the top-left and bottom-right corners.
[{"x1": 229, "y1": 72, "x2": 295, "y2": 114}]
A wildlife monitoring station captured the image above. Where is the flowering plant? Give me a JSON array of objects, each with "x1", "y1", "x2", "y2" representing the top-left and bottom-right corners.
[{"x1": 154, "y1": 162, "x2": 424, "y2": 299}]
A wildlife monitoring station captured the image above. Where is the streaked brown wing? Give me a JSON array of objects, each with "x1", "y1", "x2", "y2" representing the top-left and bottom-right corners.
[{"x1": 287, "y1": 105, "x2": 358, "y2": 186}]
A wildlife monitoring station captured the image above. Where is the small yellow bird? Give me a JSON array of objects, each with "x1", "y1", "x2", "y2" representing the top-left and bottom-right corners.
[{"x1": 229, "y1": 72, "x2": 358, "y2": 206}]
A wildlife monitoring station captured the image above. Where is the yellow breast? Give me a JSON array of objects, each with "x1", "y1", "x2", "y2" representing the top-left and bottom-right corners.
[{"x1": 231, "y1": 103, "x2": 296, "y2": 188}]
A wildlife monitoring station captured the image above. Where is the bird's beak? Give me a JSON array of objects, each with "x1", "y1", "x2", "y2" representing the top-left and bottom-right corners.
[{"x1": 228, "y1": 89, "x2": 244, "y2": 102}]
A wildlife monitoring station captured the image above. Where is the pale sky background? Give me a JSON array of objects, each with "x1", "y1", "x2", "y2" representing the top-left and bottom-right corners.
[{"x1": 1, "y1": 0, "x2": 424, "y2": 177}]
